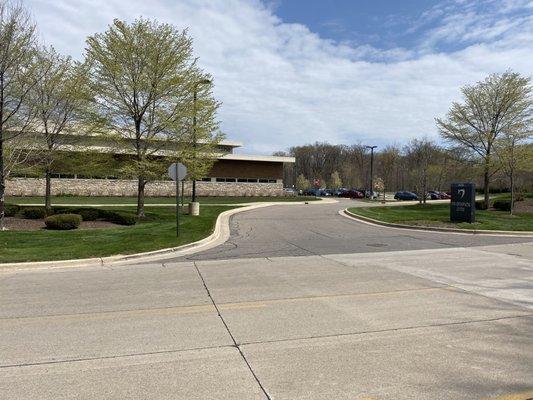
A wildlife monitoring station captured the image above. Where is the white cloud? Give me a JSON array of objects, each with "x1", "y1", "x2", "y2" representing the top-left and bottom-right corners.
[{"x1": 26, "y1": 0, "x2": 533, "y2": 154}]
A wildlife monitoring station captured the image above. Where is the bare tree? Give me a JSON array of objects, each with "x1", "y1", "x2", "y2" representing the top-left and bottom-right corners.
[
  {"x1": 0, "y1": 1, "x2": 41, "y2": 229},
  {"x1": 436, "y1": 71, "x2": 532, "y2": 208},
  {"x1": 404, "y1": 138, "x2": 436, "y2": 204}
]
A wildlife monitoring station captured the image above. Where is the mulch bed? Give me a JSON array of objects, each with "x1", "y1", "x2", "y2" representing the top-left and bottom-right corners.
[
  {"x1": 513, "y1": 198, "x2": 533, "y2": 213},
  {"x1": 3, "y1": 217, "x2": 121, "y2": 231}
]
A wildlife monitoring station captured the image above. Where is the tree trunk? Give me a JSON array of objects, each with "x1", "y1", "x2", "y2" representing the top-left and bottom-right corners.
[
  {"x1": 510, "y1": 170, "x2": 514, "y2": 216},
  {"x1": 0, "y1": 135, "x2": 5, "y2": 231},
  {"x1": 137, "y1": 178, "x2": 146, "y2": 218},
  {"x1": 45, "y1": 168, "x2": 52, "y2": 215}
]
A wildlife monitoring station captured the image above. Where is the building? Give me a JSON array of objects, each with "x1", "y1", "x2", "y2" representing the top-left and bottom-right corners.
[{"x1": 6, "y1": 135, "x2": 296, "y2": 197}]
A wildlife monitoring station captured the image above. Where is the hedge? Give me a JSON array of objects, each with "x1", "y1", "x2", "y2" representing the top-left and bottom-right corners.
[
  {"x1": 492, "y1": 199, "x2": 512, "y2": 211},
  {"x1": 21, "y1": 207, "x2": 47, "y2": 219},
  {"x1": 4, "y1": 204, "x2": 20, "y2": 217},
  {"x1": 44, "y1": 214, "x2": 82, "y2": 230},
  {"x1": 103, "y1": 210, "x2": 137, "y2": 226},
  {"x1": 475, "y1": 200, "x2": 488, "y2": 210}
]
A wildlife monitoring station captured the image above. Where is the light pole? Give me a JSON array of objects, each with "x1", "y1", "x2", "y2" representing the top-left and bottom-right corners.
[
  {"x1": 191, "y1": 79, "x2": 211, "y2": 203},
  {"x1": 365, "y1": 145, "x2": 377, "y2": 199}
]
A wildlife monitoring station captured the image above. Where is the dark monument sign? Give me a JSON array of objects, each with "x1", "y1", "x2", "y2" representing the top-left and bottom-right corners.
[{"x1": 450, "y1": 182, "x2": 475, "y2": 223}]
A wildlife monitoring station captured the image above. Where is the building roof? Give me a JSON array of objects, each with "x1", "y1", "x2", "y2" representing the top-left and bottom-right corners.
[{"x1": 220, "y1": 154, "x2": 295, "y2": 163}]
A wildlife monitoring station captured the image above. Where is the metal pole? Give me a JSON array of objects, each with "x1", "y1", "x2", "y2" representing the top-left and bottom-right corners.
[
  {"x1": 175, "y1": 163, "x2": 180, "y2": 237},
  {"x1": 366, "y1": 145, "x2": 377, "y2": 199},
  {"x1": 191, "y1": 88, "x2": 197, "y2": 202},
  {"x1": 181, "y1": 180, "x2": 185, "y2": 209}
]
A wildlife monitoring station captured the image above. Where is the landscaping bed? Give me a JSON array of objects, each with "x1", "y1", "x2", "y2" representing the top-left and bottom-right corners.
[
  {"x1": 2, "y1": 217, "x2": 118, "y2": 231},
  {"x1": 347, "y1": 203, "x2": 533, "y2": 232},
  {"x1": 0, "y1": 206, "x2": 237, "y2": 263}
]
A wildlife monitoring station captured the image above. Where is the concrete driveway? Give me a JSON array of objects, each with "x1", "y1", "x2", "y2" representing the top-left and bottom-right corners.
[{"x1": 1, "y1": 200, "x2": 532, "y2": 399}]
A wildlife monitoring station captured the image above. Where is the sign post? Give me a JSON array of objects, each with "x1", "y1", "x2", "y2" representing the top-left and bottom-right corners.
[
  {"x1": 450, "y1": 182, "x2": 475, "y2": 223},
  {"x1": 168, "y1": 162, "x2": 188, "y2": 236}
]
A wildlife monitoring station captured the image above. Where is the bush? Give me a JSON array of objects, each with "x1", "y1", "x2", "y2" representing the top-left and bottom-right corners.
[
  {"x1": 4, "y1": 204, "x2": 20, "y2": 217},
  {"x1": 78, "y1": 209, "x2": 100, "y2": 221},
  {"x1": 103, "y1": 210, "x2": 137, "y2": 226},
  {"x1": 21, "y1": 207, "x2": 47, "y2": 219},
  {"x1": 493, "y1": 199, "x2": 512, "y2": 211},
  {"x1": 475, "y1": 200, "x2": 488, "y2": 210},
  {"x1": 44, "y1": 214, "x2": 82, "y2": 230}
]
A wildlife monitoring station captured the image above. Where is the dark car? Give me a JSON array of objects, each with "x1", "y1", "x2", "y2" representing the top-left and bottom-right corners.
[
  {"x1": 339, "y1": 189, "x2": 364, "y2": 198},
  {"x1": 394, "y1": 191, "x2": 418, "y2": 201},
  {"x1": 427, "y1": 191, "x2": 441, "y2": 200}
]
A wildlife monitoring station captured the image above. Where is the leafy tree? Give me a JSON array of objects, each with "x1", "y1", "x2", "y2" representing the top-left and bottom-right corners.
[
  {"x1": 436, "y1": 71, "x2": 532, "y2": 208},
  {"x1": 330, "y1": 170, "x2": 342, "y2": 189},
  {"x1": 86, "y1": 18, "x2": 219, "y2": 217},
  {"x1": 33, "y1": 47, "x2": 96, "y2": 213},
  {"x1": 495, "y1": 133, "x2": 532, "y2": 214},
  {"x1": 295, "y1": 173, "x2": 310, "y2": 191},
  {"x1": 0, "y1": 1, "x2": 41, "y2": 229}
]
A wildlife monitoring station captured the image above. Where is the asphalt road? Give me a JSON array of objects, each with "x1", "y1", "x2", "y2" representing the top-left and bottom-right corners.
[
  {"x1": 1, "y1": 200, "x2": 532, "y2": 399},
  {"x1": 173, "y1": 199, "x2": 533, "y2": 261}
]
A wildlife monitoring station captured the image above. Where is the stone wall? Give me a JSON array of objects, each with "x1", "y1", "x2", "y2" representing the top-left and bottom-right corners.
[{"x1": 6, "y1": 178, "x2": 286, "y2": 197}]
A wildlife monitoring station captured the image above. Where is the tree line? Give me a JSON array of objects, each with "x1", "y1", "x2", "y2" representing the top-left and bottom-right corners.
[
  {"x1": 0, "y1": 1, "x2": 223, "y2": 228},
  {"x1": 277, "y1": 71, "x2": 532, "y2": 211}
]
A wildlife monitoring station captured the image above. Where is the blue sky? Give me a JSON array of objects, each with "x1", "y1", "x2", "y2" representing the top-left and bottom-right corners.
[{"x1": 25, "y1": 0, "x2": 533, "y2": 154}]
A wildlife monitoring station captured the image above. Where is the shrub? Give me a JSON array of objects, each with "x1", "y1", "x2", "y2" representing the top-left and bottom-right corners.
[
  {"x1": 492, "y1": 199, "x2": 512, "y2": 211},
  {"x1": 475, "y1": 200, "x2": 488, "y2": 210},
  {"x1": 78, "y1": 209, "x2": 100, "y2": 221},
  {"x1": 21, "y1": 207, "x2": 47, "y2": 219},
  {"x1": 4, "y1": 204, "x2": 20, "y2": 217},
  {"x1": 103, "y1": 210, "x2": 137, "y2": 226},
  {"x1": 44, "y1": 214, "x2": 82, "y2": 230}
]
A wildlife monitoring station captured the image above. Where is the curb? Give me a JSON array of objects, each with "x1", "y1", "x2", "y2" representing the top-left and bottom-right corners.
[
  {"x1": 341, "y1": 209, "x2": 533, "y2": 237},
  {"x1": 0, "y1": 199, "x2": 337, "y2": 271}
]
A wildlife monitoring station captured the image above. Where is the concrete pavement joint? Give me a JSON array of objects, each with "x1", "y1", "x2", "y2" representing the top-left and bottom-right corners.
[
  {"x1": 193, "y1": 261, "x2": 272, "y2": 400},
  {"x1": 238, "y1": 313, "x2": 533, "y2": 347},
  {"x1": 0, "y1": 343, "x2": 235, "y2": 370}
]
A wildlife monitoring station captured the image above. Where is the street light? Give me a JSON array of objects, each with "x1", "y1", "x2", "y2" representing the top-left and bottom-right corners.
[
  {"x1": 365, "y1": 145, "x2": 377, "y2": 199},
  {"x1": 191, "y1": 79, "x2": 211, "y2": 203}
]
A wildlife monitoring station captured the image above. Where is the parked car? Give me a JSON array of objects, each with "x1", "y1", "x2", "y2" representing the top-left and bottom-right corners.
[
  {"x1": 339, "y1": 189, "x2": 364, "y2": 198},
  {"x1": 365, "y1": 190, "x2": 379, "y2": 199},
  {"x1": 427, "y1": 191, "x2": 441, "y2": 200},
  {"x1": 394, "y1": 191, "x2": 419, "y2": 201},
  {"x1": 439, "y1": 192, "x2": 451, "y2": 199}
]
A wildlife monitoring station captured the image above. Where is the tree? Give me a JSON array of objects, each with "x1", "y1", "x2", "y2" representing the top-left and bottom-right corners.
[
  {"x1": 86, "y1": 18, "x2": 214, "y2": 217},
  {"x1": 33, "y1": 47, "x2": 95, "y2": 213},
  {"x1": 0, "y1": 1, "x2": 41, "y2": 229},
  {"x1": 330, "y1": 171, "x2": 342, "y2": 189},
  {"x1": 404, "y1": 138, "x2": 436, "y2": 204},
  {"x1": 377, "y1": 145, "x2": 400, "y2": 194},
  {"x1": 496, "y1": 133, "x2": 532, "y2": 214},
  {"x1": 295, "y1": 173, "x2": 310, "y2": 191},
  {"x1": 436, "y1": 71, "x2": 533, "y2": 208},
  {"x1": 177, "y1": 74, "x2": 223, "y2": 199}
]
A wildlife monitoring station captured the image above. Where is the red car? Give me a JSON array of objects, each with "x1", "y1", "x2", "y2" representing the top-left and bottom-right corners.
[{"x1": 339, "y1": 189, "x2": 364, "y2": 198}]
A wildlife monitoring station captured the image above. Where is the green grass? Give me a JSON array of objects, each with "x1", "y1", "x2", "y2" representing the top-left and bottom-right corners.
[
  {"x1": 0, "y1": 206, "x2": 236, "y2": 263},
  {"x1": 348, "y1": 203, "x2": 533, "y2": 231},
  {"x1": 6, "y1": 195, "x2": 318, "y2": 205}
]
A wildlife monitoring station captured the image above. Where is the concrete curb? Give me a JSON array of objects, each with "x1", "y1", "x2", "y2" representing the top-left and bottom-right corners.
[
  {"x1": 0, "y1": 199, "x2": 337, "y2": 271},
  {"x1": 341, "y1": 209, "x2": 533, "y2": 237}
]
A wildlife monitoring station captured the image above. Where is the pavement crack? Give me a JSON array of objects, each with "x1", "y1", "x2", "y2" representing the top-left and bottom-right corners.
[{"x1": 193, "y1": 261, "x2": 272, "y2": 400}]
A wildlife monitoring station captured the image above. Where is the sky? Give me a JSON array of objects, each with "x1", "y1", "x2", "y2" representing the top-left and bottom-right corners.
[{"x1": 25, "y1": 0, "x2": 533, "y2": 155}]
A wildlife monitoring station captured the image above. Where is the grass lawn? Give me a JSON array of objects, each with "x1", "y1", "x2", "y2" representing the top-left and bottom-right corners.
[
  {"x1": 348, "y1": 203, "x2": 533, "y2": 231},
  {"x1": 0, "y1": 206, "x2": 237, "y2": 263},
  {"x1": 6, "y1": 195, "x2": 318, "y2": 205}
]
